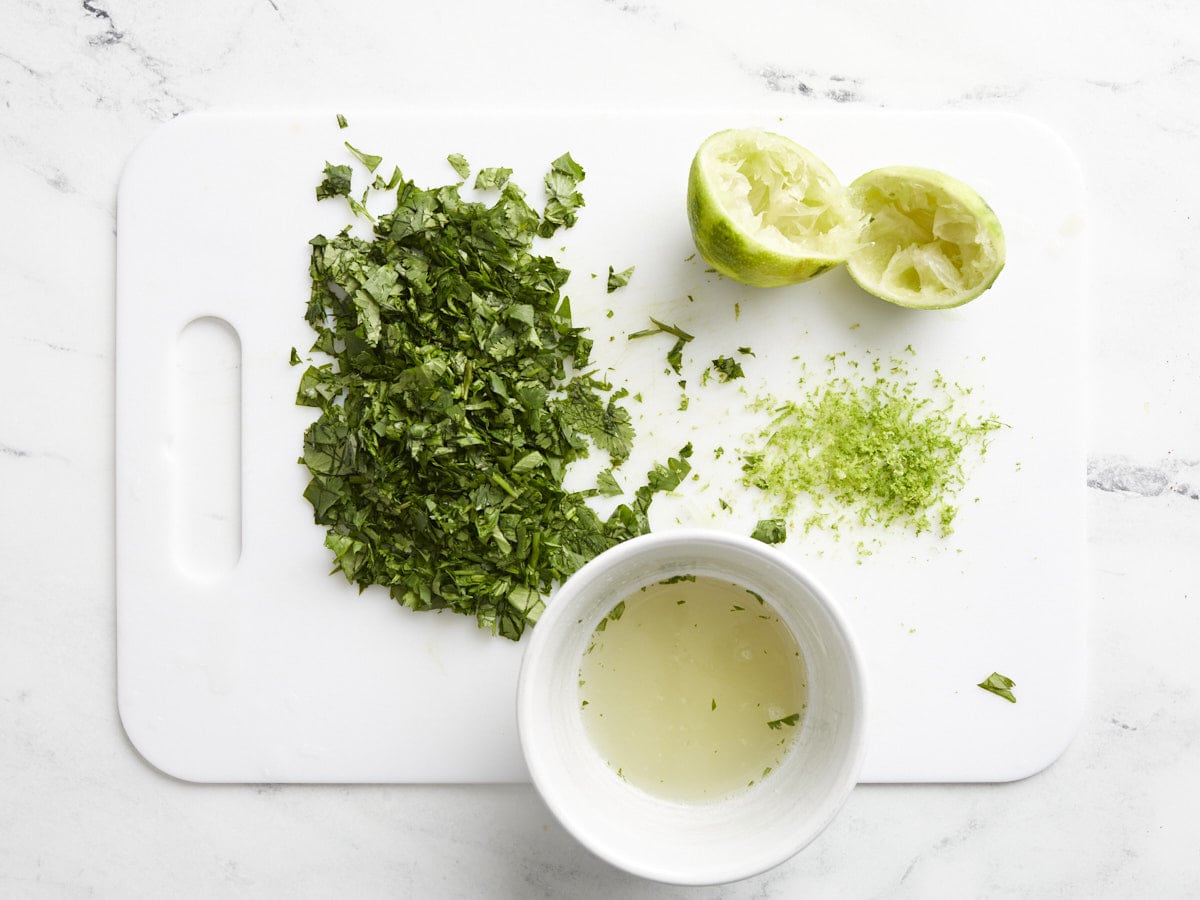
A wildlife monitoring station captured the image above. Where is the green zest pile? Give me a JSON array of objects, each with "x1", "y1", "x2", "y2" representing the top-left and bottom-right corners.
[
  {"x1": 297, "y1": 146, "x2": 690, "y2": 640},
  {"x1": 740, "y1": 350, "x2": 1003, "y2": 540}
]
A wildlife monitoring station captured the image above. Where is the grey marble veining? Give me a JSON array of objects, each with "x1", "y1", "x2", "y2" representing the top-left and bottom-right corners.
[
  {"x1": 1088, "y1": 455, "x2": 1200, "y2": 500},
  {"x1": 2, "y1": 1, "x2": 1198, "y2": 897}
]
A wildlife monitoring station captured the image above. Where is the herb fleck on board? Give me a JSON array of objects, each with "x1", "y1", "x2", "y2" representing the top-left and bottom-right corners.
[{"x1": 977, "y1": 672, "x2": 1017, "y2": 703}]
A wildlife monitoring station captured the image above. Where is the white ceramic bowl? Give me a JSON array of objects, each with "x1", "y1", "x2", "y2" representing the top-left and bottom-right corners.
[{"x1": 517, "y1": 529, "x2": 868, "y2": 886}]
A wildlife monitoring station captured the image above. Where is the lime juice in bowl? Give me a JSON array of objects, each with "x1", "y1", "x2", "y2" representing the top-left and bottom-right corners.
[{"x1": 517, "y1": 530, "x2": 868, "y2": 886}]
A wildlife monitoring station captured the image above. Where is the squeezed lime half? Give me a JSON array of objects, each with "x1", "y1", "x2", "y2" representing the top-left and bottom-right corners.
[
  {"x1": 687, "y1": 129, "x2": 859, "y2": 288},
  {"x1": 846, "y1": 166, "x2": 1006, "y2": 309}
]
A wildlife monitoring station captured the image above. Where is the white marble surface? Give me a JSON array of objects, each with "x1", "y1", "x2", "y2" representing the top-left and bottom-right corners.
[{"x1": 2, "y1": 1, "x2": 1198, "y2": 896}]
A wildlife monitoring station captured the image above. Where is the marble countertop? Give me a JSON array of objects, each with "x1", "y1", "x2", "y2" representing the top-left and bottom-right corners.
[{"x1": 3, "y1": 1, "x2": 1198, "y2": 896}]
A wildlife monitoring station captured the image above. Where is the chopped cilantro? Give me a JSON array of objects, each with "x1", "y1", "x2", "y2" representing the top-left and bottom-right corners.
[
  {"x1": 538, "y1": 152, "x2": 586, "y2": 237},
  {"x1": 336, "y1": 113, "x2": 349, "y2": 129},
  {"x1": 346, "y1": 189, "x2": 374, "y2": 222},
  {"x1": 474, "y1": 166, "x2": 513, "y2": 191},
  {"x1": 667, "y1": 345, "x2": 686, "y2": 374},
  {"x1": 607, "y1": 265, "x2": 635, "y2": 293},
  {"x1": 977, "y1": 672, "x2": 1017, "y2": 703},
  {"x1": 628, "y1": 317, "x2": 693, "y2": 342},
  {"x1": 751, "y1": 518, "x2": 787, "y2": 544},
  {"x1": 298, "y1": 155, "x2": 690, "y2": 640},
  {"x1": 710, "y1": 356, "x2": 745, "y2": 382},
  {"x1": 446, "y1": 152, "x2": 470, "y2": 180},
  {"x1": 289, "y1": 347, "x2": 302, "y2": 366},
  {"x1": 767, "y1": 713, "x2": 800, "y2": 730},
  {"x1": 372, "y1": 166, "x2": 404, "y2": 192},
  {"x1": 595, "y1": 468, "x2": 622, "y2": 496},
  {"x1": 315, "y1": 162, "x2": 352, "y2": 200},
  {"x1": 628, "y1": 317, "x2": 693, "y2": 374},
  {"x1": 556, "y1": 378, "x2": 635, "y2": 465},
  {"x1": 344, "y1": 142, "x2": 382, "y2": 172}
]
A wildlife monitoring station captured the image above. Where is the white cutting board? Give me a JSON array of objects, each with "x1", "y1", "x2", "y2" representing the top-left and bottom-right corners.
[{"x1": 116, "y1": 109, "x2": 1086, "y2": 783}]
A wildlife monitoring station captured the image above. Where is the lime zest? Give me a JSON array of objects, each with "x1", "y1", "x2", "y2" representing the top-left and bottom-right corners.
[{"x1": 740, "y1": 351, "x2": 1004, "y2": 539}]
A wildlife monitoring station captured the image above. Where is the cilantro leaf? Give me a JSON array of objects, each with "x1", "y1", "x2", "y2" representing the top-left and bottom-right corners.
[
  {"x1": 977, "y1": 672, "x2": 1017, "y2": 703},
  {"x1": 344, "y1": 141, "x2": 382, "y2": 172},
  {"x1": 628, "y1": 317, "x2": 693, "y2": 374},
  {"x1": 607, "y1": 265, "x2": 635, "y2": 293},
  {"x1": 767, "y1": 713, "x2": 800, "y2": 730},
  {"x1": 372, "y1": 166, "x2": 404, "y2": 191},
  {"x1": 603, "y1": 444, "x2": 693, "y2": 541},
  {"x1": 315, "y1": 162, "x2": 353, "y2": 200},
  {"x1": 711, "y1": 356, "x2": 745, "y2": 382},
  {"x1": 751, "y1": 518, "x2": 787, "y2": 544},
  {"x1": 447, "y1": 152, "x2": 470, "y2": 180},
  {"x1": 628, "y1": 317, "x2": 694, "y2": 343},
  {"x1": 556, "y1": 379, "x2": 635, "y2": 465},
  {"x1": 539, "y1": 152, "x2": 586, "y2": 237},
  {"x1": 596, "y1": 468, "x2": 623, "y2": 496},
  {"x1": 475, "y1": 166, "x2": 512, "y2": 190}
]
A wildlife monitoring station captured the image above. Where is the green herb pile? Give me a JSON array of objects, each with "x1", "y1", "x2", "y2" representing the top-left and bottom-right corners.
[
  {"x1": 740, "y1": 350, "x2": 1003, "y2": 539},
  {"x1": 297, "y1": 145, "x2": 690, "y2": 640}
]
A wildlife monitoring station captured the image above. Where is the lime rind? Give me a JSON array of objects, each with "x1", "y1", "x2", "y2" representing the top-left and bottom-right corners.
[
  {"x1": 846, "y1": 166, "x2": 1006, "y2": 309},
  {"x1": 686, "y1": 131, "x2": 1006, "y2": 308},
  {"x1": 688, "y1": 129, "x2": 860, "y2": 288}
]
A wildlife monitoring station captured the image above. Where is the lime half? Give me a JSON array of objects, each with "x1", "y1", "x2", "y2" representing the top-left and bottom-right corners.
[
  {"x1": 687, "y1": 129, "x2": 859, "y2": 288},
  {"x1": 846, "y1": 166, "x2": 1005, "y2": 309}
]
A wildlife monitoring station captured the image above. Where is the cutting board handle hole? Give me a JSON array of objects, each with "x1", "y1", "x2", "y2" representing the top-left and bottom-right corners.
[{"x1": 172, "y1": 316, "x2": 242, "y2": 579}]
